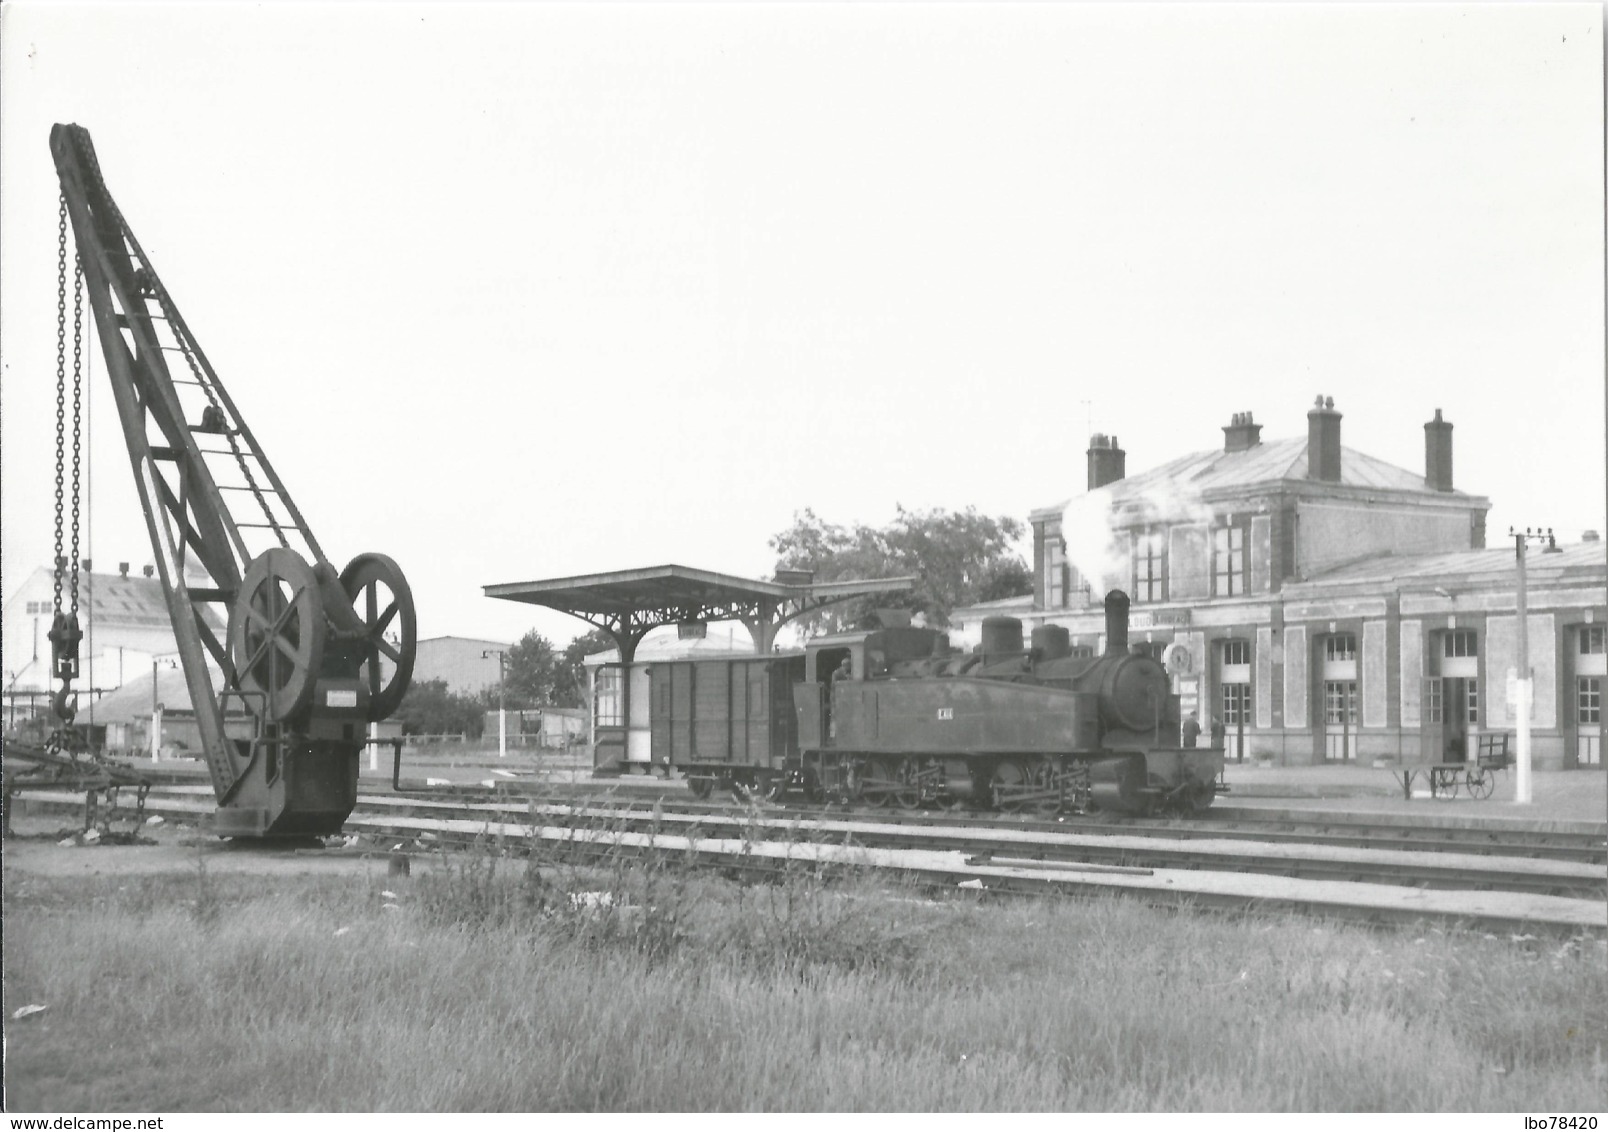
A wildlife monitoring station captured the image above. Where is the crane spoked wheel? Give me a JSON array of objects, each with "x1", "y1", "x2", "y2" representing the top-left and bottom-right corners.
[
  {"x1": 339, "y1": 552, "x2": 417, "y2": 721},
  {"x1": 229, "y1": 548, "x2": 327, "y2": 723}
]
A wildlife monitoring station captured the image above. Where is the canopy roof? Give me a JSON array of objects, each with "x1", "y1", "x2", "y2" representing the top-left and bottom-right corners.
[{"x1": 484, "y1": 564, "x2": 914, "y2": 657}]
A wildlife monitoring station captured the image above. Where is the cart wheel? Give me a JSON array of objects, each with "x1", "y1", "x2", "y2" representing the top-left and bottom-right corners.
[
  {"x1": 1465, "y1": 768, "x2": 1494, "y2": 799},
  {"x1": 1432, "y1": 771, "x2": 1457, "y2": 800}
]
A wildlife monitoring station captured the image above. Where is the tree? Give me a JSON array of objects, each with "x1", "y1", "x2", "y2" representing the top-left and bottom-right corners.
[
  {"x1": 502, "y1": 627, "x2": 618, "y2": 709},
  {"x1": 555, "y1": 628, "x2": 616, "y2": 708},
  {"x1": 502, "y1": 630, "x2": 562, "y2": 708},
  {"x1": 393, "y1": 678, "x2": 484, "y2": 738},
  {"x1": 770, "y1": 504, "x2": 1031, "y2": 637}
]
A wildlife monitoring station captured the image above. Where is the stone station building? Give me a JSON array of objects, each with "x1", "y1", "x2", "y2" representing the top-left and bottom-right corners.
[{"x1": 955, "y1": 398, "x2": 1606, "y2": 771}]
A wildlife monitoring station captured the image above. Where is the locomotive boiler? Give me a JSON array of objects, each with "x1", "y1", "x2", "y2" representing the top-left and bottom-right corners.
[{"x1": 655, "y1": 590, "x2": 1224, "y2": 816}]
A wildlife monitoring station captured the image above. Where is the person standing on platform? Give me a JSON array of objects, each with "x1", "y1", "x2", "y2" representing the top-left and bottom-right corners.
[{"x1": 1181, "y1": 711, "x2": 1200, "y2": 748}]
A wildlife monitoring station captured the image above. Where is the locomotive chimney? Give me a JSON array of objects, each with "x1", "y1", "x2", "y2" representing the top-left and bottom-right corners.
[
  {"x1": 1306, "y1": 395, "x2": 1342, "y2": 483},
  {"x1": 1086, "y1": 434, "x2": 1126, "y2": 491},
  {"x1": 1222, "y1": 410, "x2": 1262, "y2": 453},
  {"x1": 1424, "y1": 408, "x2": 1453, "y2": 492},
  {"x1": 1103, "y1": 589, "x2": 1131, "y2": 657}
]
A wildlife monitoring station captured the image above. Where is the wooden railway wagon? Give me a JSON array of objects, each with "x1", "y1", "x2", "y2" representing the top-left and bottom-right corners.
[
  {"x1": 652, "y1": 654, "x2": 806, "y2": 799},
  {"x1": 662, "y1": 590, "x2": 1225, "y2": 815}
]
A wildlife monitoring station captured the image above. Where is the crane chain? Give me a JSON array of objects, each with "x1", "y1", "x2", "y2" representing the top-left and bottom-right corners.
[
  {"x1": 70, "y1": 244, "x2": 83, "y2": 610},
  {"x1": 70, "y1": 129, "x2": 287, "y2": 548},
  {"x1": 53, "y1": 194, "x2": 66, "y2": 611},
  {"x1": 50, "y1": 191, "x2": 85, "y2": 723}
]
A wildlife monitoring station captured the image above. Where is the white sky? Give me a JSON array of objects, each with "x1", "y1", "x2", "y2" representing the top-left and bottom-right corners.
[{"x1": 2, "y1": 2, "x2": 1603, "y2": 658}]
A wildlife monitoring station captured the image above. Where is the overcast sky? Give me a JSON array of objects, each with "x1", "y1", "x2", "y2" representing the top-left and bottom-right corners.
[{"x1": 2, "y1": 2, "x2": 1603, "y2": 658}]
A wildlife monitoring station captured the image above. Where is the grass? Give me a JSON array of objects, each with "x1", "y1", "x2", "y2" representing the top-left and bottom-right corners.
[{"x1": 3, "y1": 827, "x2": 1605, "y2": 1112}]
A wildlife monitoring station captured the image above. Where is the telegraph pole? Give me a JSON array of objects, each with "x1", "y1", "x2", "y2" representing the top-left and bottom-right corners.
[
  {"x1": 484, "y1": 649, "x2": 507, "y2": 758},
  {"x1": 1510, "y1": 527, "x2": 1557, "y2": 805}
]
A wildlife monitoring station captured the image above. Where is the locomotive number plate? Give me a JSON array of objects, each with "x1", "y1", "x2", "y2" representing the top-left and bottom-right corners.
[
  {"x1": 936, "y1": 707, "x2": 954, "y2": 721},
  {"x1": 326, "y1": 690, "x2": 358, "y2": 708}
]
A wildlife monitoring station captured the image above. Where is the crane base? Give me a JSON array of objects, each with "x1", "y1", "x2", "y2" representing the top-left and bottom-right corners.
[{"x1": 214, "y1": 742, "x2": 360, "y2": 838}]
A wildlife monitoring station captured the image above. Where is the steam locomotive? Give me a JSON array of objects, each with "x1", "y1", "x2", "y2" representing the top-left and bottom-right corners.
[{"x1": 653, "y1": 589, "x2": 1225, "y2": 816}]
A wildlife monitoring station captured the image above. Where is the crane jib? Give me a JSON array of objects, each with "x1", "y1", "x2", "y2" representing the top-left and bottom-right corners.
[{"x1": 48, "y1": 123, "x2": 418, "y2": 839}]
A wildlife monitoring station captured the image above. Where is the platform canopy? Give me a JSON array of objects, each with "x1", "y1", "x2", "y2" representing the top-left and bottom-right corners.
[{"x1": 483, "y1": 564, "x2": 915, "y2": 660}]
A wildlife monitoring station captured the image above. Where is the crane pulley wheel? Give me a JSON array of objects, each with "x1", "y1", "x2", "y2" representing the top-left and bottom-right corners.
[
  {"x1": 339, "y1": 552, "x2": 417, "y2": 722},
  {"x1": 229, "y1": 548, "x2": 327, "y2": 723}
]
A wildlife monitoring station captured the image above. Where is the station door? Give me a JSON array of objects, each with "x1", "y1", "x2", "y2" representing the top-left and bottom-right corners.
[
  {"x1": 1220, "y1": 682, "x2": 1250, "y2": 761},
  {"x1": 1323, "y1": 681, "x2": 1358, "y2": 761},
  {"x1": 1576, "y1": 626, "x2": 1605, "y2": 767}
]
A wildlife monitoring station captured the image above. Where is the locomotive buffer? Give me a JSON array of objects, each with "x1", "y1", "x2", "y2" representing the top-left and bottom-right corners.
[{"x1": 47, "y1": 124, "x2": 417, "y2": 838}]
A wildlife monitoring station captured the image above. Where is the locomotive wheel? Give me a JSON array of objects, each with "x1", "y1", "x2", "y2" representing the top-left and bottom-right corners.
[
  {"x1": 339, "y1": 552, "x2": 417, "y2": 722},
  {"x1": 1181, "y1": 783, "x2": 1216, "y2": 814},
  {"x1": 229, "y1": 548, "x2": 326, "y2": 723},
  {"x1": 1027, "y1": 759, "x2": 1062, "y2": 814},
  {"x1": 863, "y1": 757, "x2": 894, "y2": 808},
  {"x1": 802, "y1": 766, "x2": 826, "y2": 804},
  {"x1": 991, "y1": 759, "x2": 1029, "y2": 813},
  {"x1": 890, "y1": 757, "x2": 922, "y2": 809}
]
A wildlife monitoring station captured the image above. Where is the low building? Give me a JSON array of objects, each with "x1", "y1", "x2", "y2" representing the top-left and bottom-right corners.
[
  {"x1": 412, "y1": 636, "x2": 513, "y2": 698},
  {"x1": 953, "y1": 398, "x2": 1606, "y2": 770},
  {"x1": 2, "y1": 561, "x2": 224, "y2": 724}
]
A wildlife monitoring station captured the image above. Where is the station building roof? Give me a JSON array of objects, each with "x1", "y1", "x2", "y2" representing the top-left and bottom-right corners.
[{"x1": 1031, "y1": 437, "x2": 1489, "y2": 521}]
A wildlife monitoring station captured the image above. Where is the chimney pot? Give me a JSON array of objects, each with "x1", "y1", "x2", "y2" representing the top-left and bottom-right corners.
[
  {"x1": 119, "y1": 562, "x2": 129, "y2": 578},
  {"x1": 143, "y1": 564, "x2": 155, "y2": 578},
  {"x1": 1223, "y1": 408, "x2": 1263, "y2": 453}
]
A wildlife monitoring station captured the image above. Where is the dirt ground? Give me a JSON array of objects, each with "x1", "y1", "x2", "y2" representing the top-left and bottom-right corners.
[{"x1": 2, "y1": 814, "x2": 416, "y2": 883}]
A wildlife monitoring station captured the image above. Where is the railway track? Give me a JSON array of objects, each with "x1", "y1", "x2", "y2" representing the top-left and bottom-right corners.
[
  {"x1": 10, "y1": 784, "x2": 1605, "y2": 936},
  {"x1": 385, "y1": 782, "x2": 1608, "y2": 866}
]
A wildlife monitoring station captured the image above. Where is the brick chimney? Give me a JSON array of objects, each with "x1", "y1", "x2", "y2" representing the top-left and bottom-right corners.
[
  {"x1": 1306, "y1": 395, "x2": 1341, "y2": 482},
  {"x1": 1222, "y1": 411, "x2": 1262, "y2": 453},
  {"x1": 1086, "y1": 433, "x2": 1126, "y2": 490},
  {"x1": 1424, "y1": 408, "x2": 1453, "y2": 492}
]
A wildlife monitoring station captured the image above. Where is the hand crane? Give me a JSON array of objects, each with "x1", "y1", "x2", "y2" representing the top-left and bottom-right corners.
[{"x1": 49, "y1": 123, "x2": 417, "y2": 837}]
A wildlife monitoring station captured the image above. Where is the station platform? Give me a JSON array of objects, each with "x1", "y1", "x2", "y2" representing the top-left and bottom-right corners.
[{"x1": 1218, "y1": 763, "x2": 1607, "y2": 825}]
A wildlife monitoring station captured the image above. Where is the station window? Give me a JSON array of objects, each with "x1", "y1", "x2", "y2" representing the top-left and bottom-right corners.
[
  {"x1": 1221, "y1": 639, "x2": 1251, "y2": 666},
  {"x1": 1425, "y1": 679, "x2": 1443, "y2": 723},
  {"x1": 1579, "y1": 677, "x2": 1601, "y2": 724},
  {"x1": 1135, "y1": 532, "x2": 1167, "y2": 603},
  {"x1": 1325, "y1": 634, "x2": 1356, "y2": 662},
  {"x1": 1046, "y1": 539, "x2": 1066, "y2": 609},
  {"x1": 1580, "y1": 627, "x2": 1605, "y2": 656},
  {"x1": 1212, "y1": 526, "x2": 1244, "y2": 597},
  {"x1": 1132, "y1": 641, "x2": 1167, "y2": 662},
  {"x1": 1443, "y1": 630, "x2": 1478, "y2": 659},
  {"x1": 1068, "y1": 645, "x2": 1096, "y2": 660},
  {"x1": 1466, "y1": 682, "x2": 1479, "y2": 725},
  {"x1": 593, "y1": 667, "x2": 622, "y2": 727}
]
